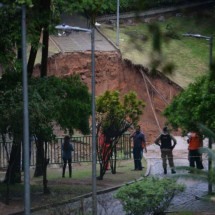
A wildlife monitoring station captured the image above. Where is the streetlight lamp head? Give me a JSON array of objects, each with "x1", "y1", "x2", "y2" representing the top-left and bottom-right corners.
[{"x1": 55, "y1": 24, "x2": 92, "y2": 33}]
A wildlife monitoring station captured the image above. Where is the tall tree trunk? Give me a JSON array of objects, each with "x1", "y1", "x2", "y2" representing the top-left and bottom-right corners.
[
  {"x1": 2, "y1": 133, "x2": 10, "y2": 204},
  {"x1": 43, "y1": 141, "x2": 50, "y2": 194},
  {"x1": 34, "y1": 138, "x2": 44, "y2": 177},
  {"x1": 111, "y1": 145, "x2": 117, "y2": 174},
  {"x1": 27, "y1": 45, "x2": 39, "y2": 78},
  {"x1": 40, "y1": 27, "x2": 49, "y2": 77},
  {"x1": 40, "y1": 0, "x2": 51, "y2": 77},
  {"x1": 98, "y1": 145, "x2": 112, "y2": 180},
  {"x1": 4, "y1": 134, "x2": 22, "y2": 184}
]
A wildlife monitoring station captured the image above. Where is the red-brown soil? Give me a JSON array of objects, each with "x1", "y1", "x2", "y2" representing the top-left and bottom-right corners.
[{"x1": 33, "y1": 51, "x2": 182, "y2": 143}]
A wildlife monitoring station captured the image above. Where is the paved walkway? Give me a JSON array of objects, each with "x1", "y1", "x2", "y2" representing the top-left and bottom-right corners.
[
  {"x1": 145, "y1": 136, "x2": 215, "y2": 214},
  {"x1": 50, "y1": 30, "x2": 116, "y2": 53}
]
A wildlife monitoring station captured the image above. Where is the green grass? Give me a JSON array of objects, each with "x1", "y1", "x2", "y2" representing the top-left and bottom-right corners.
[
  {"x1": 99, "y1": 8, "x2": 215, "y2": 88},
  {"x1": 0, "y1": 159, "x2": 146, "y2": 210}
]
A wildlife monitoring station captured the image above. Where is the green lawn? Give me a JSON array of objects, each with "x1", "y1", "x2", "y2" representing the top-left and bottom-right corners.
[
  {"x1": 0, "y1": 159, "x2": 147, "y2": 210},
  {"x1": 99, "y1": 8, "x2": 215, "y2": 88}
]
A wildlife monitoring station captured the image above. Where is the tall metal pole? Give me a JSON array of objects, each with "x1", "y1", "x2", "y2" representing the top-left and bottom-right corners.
[
  {"x1": 91, "y1": 26, "x2": 97, "y2": 215},
  {"x1": 22, "y1": 5, "x2": 30, "y2": 215},
  {"x1": 205, "y1": 36, "x2": 213, "y2": 194},
  {"x1": 116, "y1": 0, "x2": 120, "y2": 46}
]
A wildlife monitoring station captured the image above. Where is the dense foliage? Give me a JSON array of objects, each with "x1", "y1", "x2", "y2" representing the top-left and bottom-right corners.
[
  {"x1": 96, "y1": 90, "x2": 145, "y2": 137},
  {"x1": 1, "y1": 71, "x2": 91, "y2": 183},
  {"x1": 164, "y1": 76, "x2": 215, "y2": 134},
  {"x1": 116, "y1": 177, "x2": 184, "y2": 215},
  {"x1": 96, "y1": 90, "x2": 145, "y2": 179},
  {"x1": 0, "y1": 72, "x2": 91, "y2": 139}
]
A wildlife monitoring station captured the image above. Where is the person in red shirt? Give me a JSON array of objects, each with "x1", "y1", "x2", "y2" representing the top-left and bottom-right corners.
[
  {"x1": 99, "y1": 133, "x2": 111, "y2": 171},
  {"x1": 187, "y1": 131, "x2": 204, "y2": 170}
]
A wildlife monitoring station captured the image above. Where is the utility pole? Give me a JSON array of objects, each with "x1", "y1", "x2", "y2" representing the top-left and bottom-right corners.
[
  {"x1": 22, "y1": 4, "x2": 30, "y2": 215},
  {"x1": 55, "y1": 23, "x2": 97, "y2": 214},
  {"x1": 116, "y1": 0, "x2": 120, "y2": 46},
  {"x1": 183, "y1": 33, "x2": 214, "y2": 194}
]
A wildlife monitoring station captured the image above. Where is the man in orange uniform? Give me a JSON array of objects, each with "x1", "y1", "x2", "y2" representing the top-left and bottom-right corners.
[{"x1": 187, "y1": 131, "x2": 204, "y2": 170}]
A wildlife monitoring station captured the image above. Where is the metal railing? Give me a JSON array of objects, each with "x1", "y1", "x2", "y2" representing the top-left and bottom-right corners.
[{"x1": 0, "y1": 134, "x2": 132, "y2": 168}]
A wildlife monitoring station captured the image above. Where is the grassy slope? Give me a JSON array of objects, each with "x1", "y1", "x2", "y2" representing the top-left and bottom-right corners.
[{"x1": 99, "y1": 8, "x2": 215, "y2": 88}]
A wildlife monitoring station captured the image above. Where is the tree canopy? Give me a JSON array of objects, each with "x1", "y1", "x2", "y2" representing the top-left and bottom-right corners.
[
  {"x1": 96, "y1": 90, "x2": 145, "y2": 137},
  {"x1": 96, "y1": 90, "x2": 145, "y2": 179},
  {"x1": 164, "y1": 75, "x2": 215, "y2": 134},
  {"x1": 0, "y1": 72, "x2": 91, "y2": 140}
]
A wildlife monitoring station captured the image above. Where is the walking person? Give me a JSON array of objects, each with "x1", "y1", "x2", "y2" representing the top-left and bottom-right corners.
[
  {"x1": 130, "y1": 125, "x2": 147, "y2": 170},
  {"x1": 62, "y1": 135, "x2": 74, "y2": 178},
  {"x1": 154, "y1": 126, "x2": 177, "y2": 174},
  {"x1": 187, "y1": 131, "x2": 204, "y2": 171}
]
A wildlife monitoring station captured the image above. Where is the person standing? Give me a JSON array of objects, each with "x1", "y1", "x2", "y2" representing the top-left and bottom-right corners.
[
  {"x1": 130, "y1": 125, "x2": 147, "y2": 170},
  {"x1": 154, "y1": 126, "x2": 177, "y2": 174},
  {"x1": 99, "y1": 132, "x2": 111, "y2": 171},
  {"x1": 187, "y1": 131, "x2": 204, "y2": 170},
  {"x1": 62, "y1": 135, "x2": 74, "y2": 178}
]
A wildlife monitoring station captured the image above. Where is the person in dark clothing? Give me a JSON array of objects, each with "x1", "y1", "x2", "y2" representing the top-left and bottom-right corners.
[
  {"x1": 154, "y1": 126, "x2": 177, "y2": 174},
  {"x1": 130, "y1": 125, "x2": 147, "y2": 170},
  {"x1": 62, "y1": 135, "x2": 74, "y2": 178}
]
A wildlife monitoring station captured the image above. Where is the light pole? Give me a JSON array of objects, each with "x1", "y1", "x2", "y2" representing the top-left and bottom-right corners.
[
  {"x1": 90, "y1": 26, "x2": 97, "y2": 215},
  {"x1": 116, "y1": 0, "x2": 120, "y2": 46},
  {"x1": 182, "y1": 33, "x2": 213, "y2": 68},
  {"x1": 183, "y1": 33, "x2": 213, "y2": 194},
  {"x1": 22, "y1": 5, "x2": 30, "y2": 215},
  {"x1": 55, "y1": 24, "x2": 97, "y2": 214}
]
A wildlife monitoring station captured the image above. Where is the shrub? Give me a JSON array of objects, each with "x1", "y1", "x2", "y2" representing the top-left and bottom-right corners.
[{"x1": 115, "y1": 177, "x2": 185, "y2": 215}]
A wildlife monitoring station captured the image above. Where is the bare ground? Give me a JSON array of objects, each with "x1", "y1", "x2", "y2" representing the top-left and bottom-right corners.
[{"x1": 34, "y1": 51, "x2": 182, "y2": 142}]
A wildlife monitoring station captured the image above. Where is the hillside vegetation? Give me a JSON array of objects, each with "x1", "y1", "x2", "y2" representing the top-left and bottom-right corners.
[{"x1": 99, "y1": 7, "x2": 215, "y2": 88}]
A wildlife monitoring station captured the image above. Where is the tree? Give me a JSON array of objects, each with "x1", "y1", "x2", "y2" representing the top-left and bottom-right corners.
[
  {"x1": 0, "y1": 0, "x2": 104, "y2": 187},
  {"x1": 30, "y1": 75, "x2": 91, "y2": 192},
  {"x1": 0, "y1": 72, "x2": 91, "y2": 186},
  {"x1": 96, "y1": 90, "x2": 145, "y2": 180},
  {"x1": 163, "y1": 75, "x2": 215, "y2": 134},
  {"x1": 0, "y1": 4, "x2": 21, "y2": 71},
  {"x1": 0, "y1": 71, "x2": 23, "y2": 184},
  {"x1": 164, "y1": 73, "x2": 215, "y2": 194}
]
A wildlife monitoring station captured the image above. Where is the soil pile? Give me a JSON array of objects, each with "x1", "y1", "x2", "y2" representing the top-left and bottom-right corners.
[{"x1": 34, "y1": 51, "x2": 182, "y2": 143}]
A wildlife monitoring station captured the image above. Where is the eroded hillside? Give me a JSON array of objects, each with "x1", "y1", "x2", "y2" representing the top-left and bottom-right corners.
[{"x1": 34, "y1": 51, "x2": 182, "y2": 143}]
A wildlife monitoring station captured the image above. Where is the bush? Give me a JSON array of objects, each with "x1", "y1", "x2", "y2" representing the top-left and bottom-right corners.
[{"x1": 115, "y1": 177, "x2": 185, "y2": 215}]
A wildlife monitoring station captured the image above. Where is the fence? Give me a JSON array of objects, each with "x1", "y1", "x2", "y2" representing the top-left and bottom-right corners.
[{"x1": 0, "y1": 133, "x2": 132, "y2": 168}]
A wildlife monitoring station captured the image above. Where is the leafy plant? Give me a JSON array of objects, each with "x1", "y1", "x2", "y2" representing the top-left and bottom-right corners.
[
  {"x1": 96, "y1": 90, "x2": 145, "y2": 179},
  {"x1": 115, "y1": 177, "x2": 184, "y2": 215},
  {"x1": 164, "y1": 75, "x2": 215, "y2": 134}
]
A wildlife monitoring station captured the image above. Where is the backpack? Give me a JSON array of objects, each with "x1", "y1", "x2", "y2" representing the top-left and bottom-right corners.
[{"x1": 160, "y1": 134, "x2": 172, "y2": 149}]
